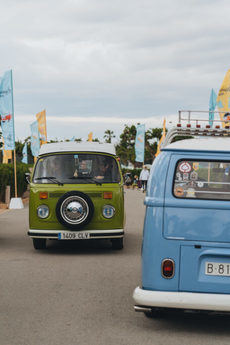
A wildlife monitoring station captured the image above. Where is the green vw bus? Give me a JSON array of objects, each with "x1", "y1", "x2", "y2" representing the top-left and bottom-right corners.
[{"x1": 28, "y1": 142, "x2": 124, "y2": 250}]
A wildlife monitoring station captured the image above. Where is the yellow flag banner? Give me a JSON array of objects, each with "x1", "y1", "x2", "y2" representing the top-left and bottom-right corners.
[
  {"x1": 155, "y1": 118, "x2": 166, "y2": 157},
  {"x1": 88, "y1": 132, "x2": 93, "y2": 142},
  {"x1": 216, "y1": 69, "x2": 230, "y2": 127},
  {"x1": 3, "y1": 149, "x2": 12, "y2": 163},
  {"x1": 2, "y1": 138, "x2": 12, "y2": 163},
  {"x1": 36, "y1": 110, "x2": 47, "y2": 145}
]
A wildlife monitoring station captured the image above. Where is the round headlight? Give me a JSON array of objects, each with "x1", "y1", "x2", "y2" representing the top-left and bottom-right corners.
[
  {"x1": 37, "y1": 205, "x2": 49, "y2": 219},
  {"x1": 102, "y1": 205, "x2": 115, "y2": 219}
]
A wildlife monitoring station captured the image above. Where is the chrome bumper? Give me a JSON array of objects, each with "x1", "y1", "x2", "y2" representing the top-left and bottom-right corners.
[
  {"x1": 133, "y1": 286, "x2": 230, "y2": 312},
  {"x1": 28, "y1": 228, "x2": 124, "y2": 240}
]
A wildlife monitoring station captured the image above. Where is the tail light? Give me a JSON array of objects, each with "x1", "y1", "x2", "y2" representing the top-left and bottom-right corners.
[{"x1": 161, "y1": 259, "x2": 175, "y2": 278}]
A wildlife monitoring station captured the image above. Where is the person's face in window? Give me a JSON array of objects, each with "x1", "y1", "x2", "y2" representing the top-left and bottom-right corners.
[{"x1": 80, "y1": 161, "x2": 87, "y2": 170}]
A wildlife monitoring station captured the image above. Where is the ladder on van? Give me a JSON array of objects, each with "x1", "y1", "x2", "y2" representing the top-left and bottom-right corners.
[{"x1": 162, "y1": 110, "x2": 230, "y2": 148}]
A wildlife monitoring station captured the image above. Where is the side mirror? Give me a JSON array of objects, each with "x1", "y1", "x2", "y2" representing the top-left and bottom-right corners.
[{"x1": 25, "y1": 172, "x2": 31, "y2": 184}]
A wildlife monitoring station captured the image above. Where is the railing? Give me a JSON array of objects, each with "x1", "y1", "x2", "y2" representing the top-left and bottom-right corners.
[
  {"x1": 178, "y1": 110, "x2": 228, "y2": 125},
  {"x1": 161, "y1": 110, "x2": 230, "y2": 148}
]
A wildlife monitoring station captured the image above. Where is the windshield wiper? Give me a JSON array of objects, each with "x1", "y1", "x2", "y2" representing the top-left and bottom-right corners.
[
  {"x1": 68, "y1": 176, "x2": 102, "y2": 185},
  {"x1": 34, "y1": 176, "x2": 64, "y2": 186}
]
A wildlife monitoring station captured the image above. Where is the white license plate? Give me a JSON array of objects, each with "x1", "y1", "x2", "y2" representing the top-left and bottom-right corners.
[
  {"x1": 58, "y1": 232, "x2": 90, "y2": 240},
  {"x1": 205, "y1": 262, "x2": 230, "y2": 276}
]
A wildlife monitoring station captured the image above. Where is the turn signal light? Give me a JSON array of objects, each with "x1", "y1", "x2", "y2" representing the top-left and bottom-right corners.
[
  {"x1": 39, "y1": 192, "x2": 48, "y2": 200},
  {"x1": 103, "y1": 192, "x2": 113, "y2": 199},
  {"x1": 161, "y1": 259, "x2": 175, "y2": 279}
]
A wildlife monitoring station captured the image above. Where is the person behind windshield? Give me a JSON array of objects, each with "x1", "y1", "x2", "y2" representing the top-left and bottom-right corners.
[
  {"x1": 94, "y1": 161, "x2": 111, "y2": 180},
  {"x1": 74, "y1": 160, "x2": 91, "y2": 177}
]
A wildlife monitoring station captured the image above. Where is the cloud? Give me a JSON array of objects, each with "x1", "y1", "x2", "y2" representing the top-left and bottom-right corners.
[
  {"x1": 1, "y1": 0, "x2": 230, "y2": 141},
  {"x1": 15, "y1": 113, "x2": 174, "y2": 141}
]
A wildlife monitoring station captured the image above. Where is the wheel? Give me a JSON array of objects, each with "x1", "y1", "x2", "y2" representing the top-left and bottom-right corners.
[
  {"x1": 33, "y1": 238, "x2": 46, "y2": 250},
  {"x1": 56, "y1": 191, "x2": 94, "y2": 230},
  {"x1": 111, "y1": 238, "x2": 123, "y2": 250}
]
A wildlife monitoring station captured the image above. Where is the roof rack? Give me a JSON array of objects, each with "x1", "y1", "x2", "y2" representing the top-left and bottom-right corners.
[{"x1": 162, "y1": 110, "x2": 230, "y2": 148}]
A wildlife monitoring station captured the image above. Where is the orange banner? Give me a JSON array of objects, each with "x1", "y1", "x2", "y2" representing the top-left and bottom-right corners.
[
  {"x1": 2, "y1": 138, "x2": 12, "y2": 163},
  {"x1": 3, "y1": 149, "x2": 12, "y2": 163},
  {"x1": 216, "y1": 69, "x2": 230, "y2": 127},
  {"x1": 88, "y1": 132, "x2": 93, "y2": 142},
  {"x1": 155, "y1": 118, "x2": 166, "y2": 157},
  {"x1": 36, "y1": 110, "x2": 47, "y2": 145}
]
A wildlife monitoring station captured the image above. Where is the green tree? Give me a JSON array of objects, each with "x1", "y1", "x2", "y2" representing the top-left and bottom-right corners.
[
  {"x1": 115, "y1": 125, "x2": 136, "y2": 165},
  {"x1": 104, "y1": 129, "x2": 115, "y2": 143},
  {"x1": 116, "y1": 125, "x2": 166, "y2": 166},
  {"x1": 145, "y1": 127, "x2": 166, "y2": 163},
  {"x1": 64, "y1": 138, "x2": 82, "y2": 142},
  {"x1": 15, "y1": 137, "x2": 33, "y2": 164}
]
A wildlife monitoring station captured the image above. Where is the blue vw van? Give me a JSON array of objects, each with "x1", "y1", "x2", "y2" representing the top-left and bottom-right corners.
[{"x1": 133, "y1": 114, "x2": 230, "y2": 316}]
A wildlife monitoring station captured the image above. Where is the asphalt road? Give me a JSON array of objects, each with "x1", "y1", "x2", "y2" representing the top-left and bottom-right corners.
[{"x1": 1, "y1": 190, "x2": 230, "y2": 345}]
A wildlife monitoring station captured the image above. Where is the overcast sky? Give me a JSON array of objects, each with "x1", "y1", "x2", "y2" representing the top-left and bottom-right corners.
[{"x1": 1, "y1": 0, "x2": 230, "y2": 142}]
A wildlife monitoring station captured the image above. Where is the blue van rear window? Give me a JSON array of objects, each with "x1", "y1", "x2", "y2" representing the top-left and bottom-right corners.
[{"x1": 173, "y1": 160, "x2": 230, "y2": 200}]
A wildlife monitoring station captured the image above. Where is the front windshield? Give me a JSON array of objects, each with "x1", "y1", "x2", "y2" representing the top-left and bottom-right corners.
[{"x1": 33, "y1": 153, "x2": 121, "y2": 184}]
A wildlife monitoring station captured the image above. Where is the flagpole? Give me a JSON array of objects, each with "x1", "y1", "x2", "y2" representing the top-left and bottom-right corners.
[
  {"x1": 11, "y1": 70, "x2": 17, "y2": 198},
  {"x1": 13, "y1": 149, "x2": 17, "y2": 198}
]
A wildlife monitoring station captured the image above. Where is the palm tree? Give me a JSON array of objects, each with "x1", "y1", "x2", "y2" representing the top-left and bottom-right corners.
[{"x1": 104, "y1": 130, "x2": 115, "y2": 143}]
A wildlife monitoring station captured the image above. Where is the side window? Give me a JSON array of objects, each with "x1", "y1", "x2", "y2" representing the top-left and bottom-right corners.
[{"x1": 173, "y1": 160, "x2": 230, "y2": 200}]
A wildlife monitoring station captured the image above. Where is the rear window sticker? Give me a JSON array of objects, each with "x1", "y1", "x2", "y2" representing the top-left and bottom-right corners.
[
  {"x1": 178, "y1": 161, "x2": 192, "y2": 173},
  {"x1": 190, "y1": 171, "x2": 198, "y2": 181},
  {"x1": 176, "y1": 172, "x2": 182, "y2": 181},
  {"x1": 186, "y1": 188, "x2": 196, "y2": 198},
  {"x1": 193, "y1": 162, "x2": 199, "y2": 171},
  {"x1": 197, "y1": 181, "x2": 204, "y2": 188},
  {"x1": 174, "y1": 186, "x2": 184, "y2": 197},
  {"x1": 183, "y1": 173, "x2": 189, "y2": 181}
]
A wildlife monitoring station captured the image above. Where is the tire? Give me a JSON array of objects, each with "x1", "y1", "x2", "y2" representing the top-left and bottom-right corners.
[
  {"x1": 33, "y1": 238, "x2": 46, "y2": 250},
  {"x1": 111, "y1": 238, "x2": 123, "y2": 250},
  {"x1": 56, "y1": 191, "x2": 94, "y2": 230}
]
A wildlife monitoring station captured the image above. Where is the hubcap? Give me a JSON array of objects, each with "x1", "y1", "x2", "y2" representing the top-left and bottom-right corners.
[{"x1": 60, "y1": 196, "x2": 89, "y2": 225}]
